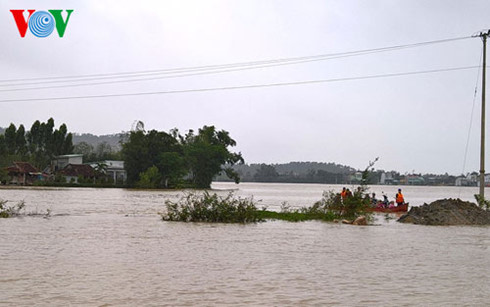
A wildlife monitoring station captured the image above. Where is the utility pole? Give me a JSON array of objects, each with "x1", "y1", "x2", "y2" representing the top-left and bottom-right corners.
[{"x1": 479, "y1": 30, "x2": 489, "y2": 199}]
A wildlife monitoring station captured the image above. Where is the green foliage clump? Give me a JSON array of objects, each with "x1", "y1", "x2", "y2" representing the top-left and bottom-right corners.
[
  {"x1": 313, "y1": 158, "x2": 378, "y2": 219},
  {"x1": 315, "y1": 189, "x2": 370, "y2": 219},
  {"x1": 474, "y1": 194, "x2": 490, "y2": 210},
  {"x1": 137, "y1": 165, "x2": 162, "y2": 189},
  {"x1": 0, "y1": 118, "x2": 73, "y2": 170},
  {"x1": 182, "y1": 126, "x2": 243, "y2": 188},
  {"x1": 0, "y1": 199, "x2": 25, "y2": 218},
  {"x1": 161, "y1": 192, "x2": 261, "y2": 223},
  {"x1": 257, "y1": 200, "x2": 338, "y2": 222},
  {"x1": 73, "y1": 141, "x2": 121, "y2": 163},
  {"x1": 122, "y1": 125, "x2": 243, "y2": 189}
]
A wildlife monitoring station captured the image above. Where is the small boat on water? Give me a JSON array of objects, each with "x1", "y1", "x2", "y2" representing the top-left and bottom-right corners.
[{"x1": 367, "y1": 203, "x2": 408, "y2": 213}]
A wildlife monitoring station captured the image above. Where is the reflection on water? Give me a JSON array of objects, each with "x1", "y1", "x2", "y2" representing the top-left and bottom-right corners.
[{"x1": 0, "y1": 183, "x2": 489, "y2": 306}]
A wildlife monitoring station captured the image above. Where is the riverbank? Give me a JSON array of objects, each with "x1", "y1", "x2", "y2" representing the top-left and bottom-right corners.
[{"x1": 398, "y1": 198, "x2": 490, "y2": 225}]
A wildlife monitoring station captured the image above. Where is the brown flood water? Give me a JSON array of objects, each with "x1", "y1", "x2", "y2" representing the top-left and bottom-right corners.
[{"x1": 0, "y1": 182, "x2": 489, "y2": 306}]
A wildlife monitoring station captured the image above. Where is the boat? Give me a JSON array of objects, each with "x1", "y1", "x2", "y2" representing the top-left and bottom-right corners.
[{"x1": 367, "y1": 203, "x2": 408, "y2": 213}]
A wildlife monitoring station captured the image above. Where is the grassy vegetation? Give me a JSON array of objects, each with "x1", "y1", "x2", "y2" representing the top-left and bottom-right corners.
[
  {"x1": 474, "y1": 194, "x2": 490, "y2": 210},
  {"x1": 160, "y1": 191, "x2": 356, "y2": 223},
  {"x1": 161, "y1": 192, "x2": 262, "y2": 223},
  {"x1": 159, "y1": 160, "x2": 379, "y2": 223},
  {"x1": 0, "y1": 199, "x2": 25, "y2": 218},
  {"x1": 257, "y1": 201, "x2": 338, "y2": 222}
]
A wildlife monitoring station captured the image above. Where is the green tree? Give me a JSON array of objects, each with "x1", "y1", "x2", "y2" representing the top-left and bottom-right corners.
[
  {"x1": 16, "y1": 125, "x2": 28, "y2": 157},
  {"x1": 0, "y1": 135, "x2": 6, "y2": 156},
  {"x1": 73, "y1": 141, "x2": 95, "y2": 161},
  {"x1": 94, "y1": 142, "x2": 113, "y2": 160},
  {"x1": 157, "y1": 151, "x2": 186, "y2": 188},
  {"x1": 4, "y1": 124, "x2": 17, "y2": 155},
  {"x1": 253, "y1": 164, "x2": 279, "y2": 182},
  {"x1": 183, "y1": 126, "x2": 243, "y2": 188},
  {"x1": 27, "y1": 120, "x2": 41, "y2": 154},
  {"x1": 122, "y1": 130, "x2": 148, "y2": 184},
  {"x1": 137, "y1": 165, "x2": 162, "y2": 188},
  {"x1": 122, "y1": 129, "x2": 183, "y2": 186}
]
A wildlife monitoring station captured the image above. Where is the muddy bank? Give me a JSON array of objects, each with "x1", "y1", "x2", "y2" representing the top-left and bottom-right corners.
[{"x1": 398, "y1": 198, "x2": 490, "y2": 226}]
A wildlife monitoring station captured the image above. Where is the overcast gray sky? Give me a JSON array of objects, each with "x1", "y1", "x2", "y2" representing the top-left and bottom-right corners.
[{"x1": 1, "y1": 0, "x2": 489, "y2": 175}]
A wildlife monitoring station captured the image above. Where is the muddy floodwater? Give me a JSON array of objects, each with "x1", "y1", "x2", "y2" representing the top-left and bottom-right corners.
[{"x1": 1, "y1": 183, "x2": 489, "y2": 306}]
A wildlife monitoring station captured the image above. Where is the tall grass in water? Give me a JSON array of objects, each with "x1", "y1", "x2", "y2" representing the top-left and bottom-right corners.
[
  {"x1": 0, "y1": 200, "x2": 25, "y2": 218},
  {"x1": 161, "y1": 192, "x2": 261, "y2": 223},
  {"x1": 160, "y1": 191, "x2": 346, "y2": 223}
]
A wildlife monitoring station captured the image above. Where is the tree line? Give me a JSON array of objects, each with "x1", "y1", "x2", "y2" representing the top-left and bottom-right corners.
[
  {"x1": 1, "y1": 119, "x2": 244, "y2": 189},
  {"x1": 122, "y1": 125, "x2": 243, "y2": 189},
  {"x1": 0, "y1": 118, "x2": 73, "y2": 171}
]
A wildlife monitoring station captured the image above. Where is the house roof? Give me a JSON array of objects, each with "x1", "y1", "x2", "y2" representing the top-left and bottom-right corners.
[
  {"x1": 58, "y1": 164, "x2": 95, "y2": 177},
  {"x1": 54, "y1": 154, "x2": 84, "y2": 159},
  {"x1": 5, "y1": 162, "x2": 39, "y2": 174}
]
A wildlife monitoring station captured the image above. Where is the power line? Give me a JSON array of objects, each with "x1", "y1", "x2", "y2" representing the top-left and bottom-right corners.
[
  {"x1": 461, "y1": 48, "x2": 483, "y2": 179},
  {"x1": 0, "y1": 35, "x2": 473, "y2": 90},
  {"x1": 0, "y1": 47, "x2": 463, "y2": 93},
  {"x1": 0, "y1": 65, "x2": 479, "y2": 103}
]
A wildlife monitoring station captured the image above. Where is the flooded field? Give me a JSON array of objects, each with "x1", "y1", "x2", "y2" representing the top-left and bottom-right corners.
[{"x1": 1, "y1": 183, "x2": 489, "y2": 306}]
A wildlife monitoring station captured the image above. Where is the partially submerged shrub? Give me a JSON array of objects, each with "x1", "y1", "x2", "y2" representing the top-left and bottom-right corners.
[
  {"x1": 258, "y1": 200, "x2": 338, "y2": 222},
  {"x1": 316, "y1": 189, "x2": 371, "y2": 219},
  {"x1": 1, "y1": 200, "x2": 51, "y2": 218},
  {"x1": 315, "y1": 158, "x2": 378, "y2": 219},
  {"x1": 161, "y1": 191, "x2": 261, "y2": 223},
  {"x1": 474, "y1": 194, "x2": 490, "y2": 210},
  {"x1": 0, "y1": 200, "x2": 26, "y2": 218}
]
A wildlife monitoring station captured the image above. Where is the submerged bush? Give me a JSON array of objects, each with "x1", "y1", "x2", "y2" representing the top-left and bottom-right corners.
[
  {"x1": 0, "y1": 200, "x2": 26, "y2": 218},
  {"x1": 257, "y1": 200, "x2": 338, "y2": 222},
  {"x1": 474, "y1": 194, "x2": 490, "y2": 210},
  {"x1": 316, "y1": 189, "x2": 371, "y2": 219},
  {"x1": 161, "y1": 191, "x2": 261, "y2": 223}
]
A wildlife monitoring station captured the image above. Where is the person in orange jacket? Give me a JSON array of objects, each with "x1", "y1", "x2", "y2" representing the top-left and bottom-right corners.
[
  {"x1": 340, "y1": 187, "x2": 347, "y2": 199},
  {"x1": 395, "y1": 188, "x2": 405, "y2": 206}
]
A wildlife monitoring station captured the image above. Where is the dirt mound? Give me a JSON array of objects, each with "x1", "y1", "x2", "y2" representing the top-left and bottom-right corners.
[{"x1": 398, "y1": 198, "x2": 490, "y2": 226}]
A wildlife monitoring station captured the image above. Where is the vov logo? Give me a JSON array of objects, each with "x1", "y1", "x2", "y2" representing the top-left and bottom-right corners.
[{"x1": 10, "y1": 10, "x2": 74, "y2": 38}]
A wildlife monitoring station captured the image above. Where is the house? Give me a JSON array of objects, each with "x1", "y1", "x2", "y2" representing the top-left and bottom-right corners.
[
  {"x1": 104, "y1": 160, "x2": 127, "y2": 184},
  {"x1": 350, "y1": 172, "x2": 363, "y2": 183},
  {"x1": 5, "y1": 162, "x2": 42, "y2": 185},
  {"x1": 58, "y1": 164, "x2": 95, "y2": 184},
  {"x1": 51, "y1": 154, "x2": 83, "y2": 172},
  {"x1": 455, "y1": 173, "x2": 478, "y2": 186},
  {"x1": 89, "y1": 160, "x2": 127, "y2": 185},
  {"x1": 476, "y1": 173, "x2": 490, "y2": 187},
  {"x1": 406, "y1": 175, "x2": 425, "y2": 185},
  {"x1": 380, "y1": 172, "x2": 395, "y2": 185}
]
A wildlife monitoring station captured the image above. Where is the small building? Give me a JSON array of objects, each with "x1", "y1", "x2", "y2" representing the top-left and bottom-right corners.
[
  {"x1": 350, "y1": 172, "x2": 363, "y2": 183},
  {"x1": 380, "y1": 172, "x2": 395, "y2": 185},
  {"x1": 105, "y1": 160, "x2": 127, "y2": 184},
  {"x1": 455, "y1": 173, "x2": 478, "y2": 186},
  {"x1": 89, "y1": 160, "x2": 127, "y2": 185},
  {"x1": 407, "y1": 175, "x2": 425, "y2": 185},
  {"x1": 58, "y1": 164, "x2": 95, "y2": 184},
  {"x1": 5, "y1": 162, "x2": 42, "y2": 185},
  {"x1": 51, "y1": 154, "x2": 84, "y2": 172}
]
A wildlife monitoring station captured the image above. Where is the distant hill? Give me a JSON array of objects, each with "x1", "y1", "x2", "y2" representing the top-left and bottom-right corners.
[
  {"x1": 216, "y1": 161, "x2": 358, "y2": 183},
  {"x1": 72, "y1": 133, "x2": 127, "y2": 150},
  {"x1": 233, "y1": 161, "x2": 355, "y2": 176}
]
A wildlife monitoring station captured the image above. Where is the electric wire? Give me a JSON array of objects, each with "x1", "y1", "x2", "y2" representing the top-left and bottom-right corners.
[
  {"x1": 459, "y1": 48, "x2": 483, "y2": 197},
  {"x1": 0, "y1": 47, "x2": 462, "y2": 93},
  {"x1": 0, "y1": 65, "x2": 479, "y2": 103},
  {"x1": 0, "y1": 35, "x2": 473, "y2": 90}
]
